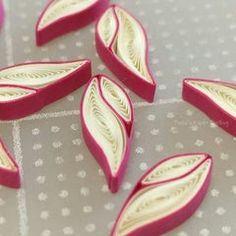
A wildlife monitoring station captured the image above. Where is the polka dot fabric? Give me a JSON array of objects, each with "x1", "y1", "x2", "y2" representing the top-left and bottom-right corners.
[{"x1": 0, "y1": 0, "x2": 236, "y2": 235}]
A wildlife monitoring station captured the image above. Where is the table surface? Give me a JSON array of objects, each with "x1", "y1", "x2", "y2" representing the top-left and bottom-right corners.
[{"x1": 0, "y1": 0, "x2": 236, "y2": 236}]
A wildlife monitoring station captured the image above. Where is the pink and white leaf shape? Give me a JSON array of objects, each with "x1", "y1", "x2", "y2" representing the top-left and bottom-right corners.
[
  {"x1": 111, "y1": 153, "x2": 213, "y2": 236},
  {"x1": 81, "y1": 74, "x2": 134, "y2": 193},
  {"x1": 36, "y1": 0, "x2": 110, "y2": 46},
  {"x1": 0, "y1": 60, "x2": 91, "y2": 120},
  {"x1": 183, "y1": 78, "x2": 236, "y2": 136},
  {"x1": 96, "y1": 5, "x2": 157, "y2": 102},
  {"x1": 0, "y1": 138, "x2": 20, "y2": 189}
]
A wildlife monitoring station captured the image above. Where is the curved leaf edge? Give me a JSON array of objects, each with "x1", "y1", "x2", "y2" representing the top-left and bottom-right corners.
[
  {"x1": 0, "y1": 85, "x2": 37, "y2": 104},
  {"x1": 111, "y1": 153, "x2": 213, "y2": 236},
  {"x1": 0, "y1": 138, "x2": 21, "y2": 189},
  {"x1": 97, "y1": 74, "x2": 134, "y2": 137},
  {"x1": 96, "y1": 4, "x2": 157, "y2": 102},
  {"x1": 80, "y1": 75, "x2": 133, "y2": 193},
  {"x1": 140, "y1": 152, "x2": 210, "y2": 186},
  {"x1": 0, "y1": 60, "x2": 91, "y2": 121},
  {"x1": 183, "y1": 78, "x2": 236, "y2": 137},
  {"x1": 98, "y1": 4, "x2": 156, "y2": 86},
  {"x1": 36, "y1": 0, "x2": 110, "y2": 46}
]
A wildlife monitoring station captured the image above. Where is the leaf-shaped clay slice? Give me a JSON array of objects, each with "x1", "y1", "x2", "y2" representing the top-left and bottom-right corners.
[
  {"x1": 36, "y1": 0, "x2": 110, "y2": 46},
  {"x1": 0, "y1": 0, "x2": 4, "y2": 29},
  {"x1": 0, "y1": 60, "x2": 91, "y2": 120},
  {"x1": 111, "y1": 153, "x2": 213, "y2": 236},
  {"x1": 96, "y1": 5, "x2": 156, "y2": 102},
  {"x1": 81, "y1": 75, "x2": 134, "y2": 193},
  {"x1": 0, "y1": 138, "x2": 20, "y2": 188},
  {"x1": 183, "y1": 78, "x2": 236, "y2": 136}
]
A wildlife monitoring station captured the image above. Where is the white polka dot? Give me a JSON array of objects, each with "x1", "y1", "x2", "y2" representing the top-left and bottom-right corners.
[
  {"x1": 139, "y1": 162, "x2": 148, "y2": 171},
  {"x1": 216, "y1": 207, "x2": 226, "y2": 216},
  {"x1": 63, "y1": 227, "x2": 74, "y2": 235},
  {"x1": 200, "y1": 228, "x2": 210, "y2": 236},
  {"x1": 225, "y1": 170, "x2": 234, "y2": 177},
  {"x1": 40, "y1": 211, "x2": 49, "y2": 220},
  {"x1": 221, "y1": 226, "x2": 231, "y2": 234},
  {"x1": 85, "y1": 224, "x2": 96, "y2": 232},
  {"x1": 41, "y1": 230, "x2": 51, "y2": 236},
  {"x1": 61, "y1": 208, "x2": 71, "y2": 217}
]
